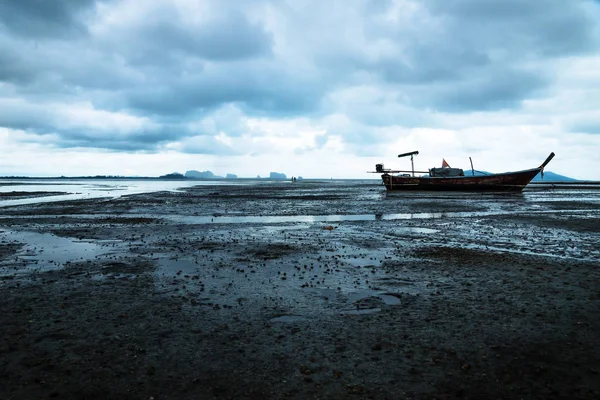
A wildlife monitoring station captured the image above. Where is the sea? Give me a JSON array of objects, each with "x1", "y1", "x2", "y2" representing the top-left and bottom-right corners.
[
  {"x1": 0, "y1": 178, "x2": 377, "y2": 208},
  {"x1": 2, "y1": 178, "x2": 600, "y2": 210}
]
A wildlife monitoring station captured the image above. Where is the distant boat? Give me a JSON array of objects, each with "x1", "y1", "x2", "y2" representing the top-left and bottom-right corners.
[{"x1": 371, "y1": 151, "x2": 555, "y2": 192}]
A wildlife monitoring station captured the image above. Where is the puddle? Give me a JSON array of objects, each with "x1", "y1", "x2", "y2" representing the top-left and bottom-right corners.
[
  {"x1": 0, "y1": 179, "x2": 231, "y2": 207},
  {"x1": 462, "y1": 243, "x2": 600, "y2": 262},
  {"x1": 166, "y1": 213, "x2": 456, "y2": 224},
  {"x1": 91, "y1": 273, "x2": 138, "y2": 281},
  {"x1": 269, "y1": 315, "x2": 308, "y2": 323},
  {"x1": 340, "y1": 308, "x2": 382, "y2": 315},
  {"x1": 396, "y1": 227, "x2": 439, "y2": 234},
  {"x1": 304, "y1": 287, "x2": 339, "y2": 300},
  {"x1": 0, "y1": 230, "x2": 107, "y2": 276},
  {"x1": 347, "y1": 290, "x2": 402, "y2": 306},
  {"x1": 164, "y1": 209, "x2": 596, "y2": 225},
  {"x1": 377, "y1": 294, "x2": 402, "y2": 305}
]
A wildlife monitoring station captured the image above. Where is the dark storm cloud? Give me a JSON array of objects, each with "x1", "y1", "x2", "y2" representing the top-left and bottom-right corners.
[
  {"x1": 125, "y1": 62, "x2": 321, "y2": 118},
  {"x1": 375, "y1": 47, "x2": 490, "y2": 84},
  {"x1": 422, "y1": 0, "x2": 597, "y2": 56},
  {"x1": 0, "y1": 0, "x2": 104, "y2": 38},
  {"x1": 427, "y1": 68, "x2": 549, "y2": 112},
  {"x1": 1, "y1": 1, "x2": 274, "y2": 86},
  {"x1": 0, "y1": 96, "x2": 188, "y2": 152},
  {"x1": 0, "y1": 30, "x2": 141, "y2": 103},
  {"x1": 347, "y1": 0, "x2": 600, "y2": 115},
  {"x1": 95, "y1": 5, "x2": 274, "y2": 75},
  {"x1": 53, "y1": 125, "x2": 187, "y2": 151},
  {"x1": 0, "y1": 45, "x2": 35, "y2": 84},
  {"x1": 289, "y1": 0, "x2": 598, "y2": 154},
  {"x1": 132, "y1": 10, "x2": 273, "y2": 62},
  {"x1": 0, "y1": 99, "x2": 53, "y2": 133},
  {"x1": 1, "y1": 0, "x2": 600, "y2": 154}
]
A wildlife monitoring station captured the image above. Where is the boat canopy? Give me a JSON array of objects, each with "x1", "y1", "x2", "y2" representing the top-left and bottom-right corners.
[{"x1": 429, "y1": 167, "x2": 465, "y2": 177}]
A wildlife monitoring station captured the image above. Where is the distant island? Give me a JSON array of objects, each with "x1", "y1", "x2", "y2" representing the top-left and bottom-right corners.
[
  {"x1": 532, "y1": 171, "x2": 576, "y2": 182},
  {"x1": 158, "y1": 170, "x2": 291, "y2": 180},
  {"x1": 157, "y1": 172, "x2": 184, "y2": 179},
  {"x1": 269, "y1": 172, "x2": 286, "y2": 180},
  {"x1": 0, "y1": 170, "x2": 581, "y2": 182}
]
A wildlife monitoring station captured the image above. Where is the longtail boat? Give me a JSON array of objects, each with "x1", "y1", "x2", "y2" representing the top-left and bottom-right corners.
[{"x1": 371, "y1": 151, "x2": 555, "y2": 192}]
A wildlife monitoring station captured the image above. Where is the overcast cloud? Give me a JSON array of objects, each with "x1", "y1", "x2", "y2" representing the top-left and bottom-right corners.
[{"x1": 1, "y1": 0, "x2": 600, "y2": 179}]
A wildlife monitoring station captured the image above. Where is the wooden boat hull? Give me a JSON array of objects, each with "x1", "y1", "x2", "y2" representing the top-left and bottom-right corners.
[{"x1": 382, "y1": 168, "x2": 541, "y2": 192}]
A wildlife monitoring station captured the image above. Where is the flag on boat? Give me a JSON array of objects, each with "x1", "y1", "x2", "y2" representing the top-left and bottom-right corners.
[{"x1": 442, "y1": 159, "x2": 450, "y2": 168}]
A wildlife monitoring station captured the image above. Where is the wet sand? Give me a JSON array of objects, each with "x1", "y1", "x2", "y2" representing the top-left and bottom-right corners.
[{"x1": 1, "y1": 181, "x2": 599, "y2": 399}]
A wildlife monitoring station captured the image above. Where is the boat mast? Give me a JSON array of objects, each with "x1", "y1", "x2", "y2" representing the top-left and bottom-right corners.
[{"x1": 398, "y1": 151, "x2": 419, "y2": 177}]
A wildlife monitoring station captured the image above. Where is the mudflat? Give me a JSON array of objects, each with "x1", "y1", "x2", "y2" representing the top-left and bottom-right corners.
[{"x1": 1, "y1": 181, "x2": 599, "y2": 399}]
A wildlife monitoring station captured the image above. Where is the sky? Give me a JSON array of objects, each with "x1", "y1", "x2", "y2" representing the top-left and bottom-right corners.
[{"x1": 1, "y1": 0, "x2": 600, "y2": 179}]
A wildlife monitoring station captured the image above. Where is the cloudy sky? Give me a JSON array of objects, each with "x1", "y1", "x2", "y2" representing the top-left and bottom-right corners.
[{"x1": 1, "y1": 0, "x2": 600, "y2": 179}]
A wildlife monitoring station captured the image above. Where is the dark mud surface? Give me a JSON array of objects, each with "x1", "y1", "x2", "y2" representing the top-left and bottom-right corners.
[
  {"x1": 0, "y1": 191, "x2": 68, "y2": 199},
  {"x1": 1, "y1": 181, "x2": 599, "y2": 399}
]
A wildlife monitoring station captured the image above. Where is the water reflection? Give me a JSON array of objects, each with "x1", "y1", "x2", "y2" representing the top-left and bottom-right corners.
[
  {"x1": 166, "y1": 211, "x2": 507, "y2": 225},
  {"x1": 161, "y1": 206, "x2": 597, "y2": 225},
  {"x1": 0, "y1": 179, "x2": 219, "y2": 207}
]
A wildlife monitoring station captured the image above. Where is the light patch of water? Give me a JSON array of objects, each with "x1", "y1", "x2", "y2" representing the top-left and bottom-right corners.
[
  {"x1": 303, "y1": 287, "x2": 340, "y2": 301},
  {"x1": 269, "y1": 315, "x2": 308, "y2": 323},
  {"x1": 166, "y1": 213, "x2": 450, "y2": 224},
  {"x1": 0, "y1": 230, "x2": 106, "y2": 276},
  {"x1": 0, "y1": 179, "x2": 234, "y2": 207},
  {"x1": 372, "y1": 277, "x2": 425, "y2": 295},
  {"x1": 347, "y1": 289, "x2": 402, "y2": 306},
  {"x1": 461, "y1": 243, "x2": 600, "y2": 262},
  {"x1": 340, "y1": 308, "x2": 382, "y2": 315},
  {"x1": 164, "y1": 209, "x2": 596, "y2": 225},
  {"x1": 91, "y1": 273, "x2": 138, "y2": 281},
  {"x1": 378, "y1": 294, "x2": 402, "y2": 305},
  {"x1": 396, "y1": 227, "x2": 439, "y2": 234}
]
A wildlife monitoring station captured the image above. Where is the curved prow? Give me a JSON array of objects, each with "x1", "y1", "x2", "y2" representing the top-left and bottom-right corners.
[{"x1": 539, "y1": 152, "x2": 555, "y2": 169}]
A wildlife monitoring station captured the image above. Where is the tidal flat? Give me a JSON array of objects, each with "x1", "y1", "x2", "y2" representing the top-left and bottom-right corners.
[{"x1": 1, "y1": 180, "x2": 599, "y2": 399}]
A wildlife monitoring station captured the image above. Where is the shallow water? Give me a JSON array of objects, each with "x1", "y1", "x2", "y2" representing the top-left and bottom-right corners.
[
  {"x1": 0, "y1": 229, "x2": 106, "y2": 276},
  {"x1": 166, "y1": 209, "x2": 596, "y2": 224},
  {"x1": 269, "y1": 315, "x2": 309, "y2": 323},
  {"x1": 0, "y1": 179, "x2": 249, "y2": 207}
]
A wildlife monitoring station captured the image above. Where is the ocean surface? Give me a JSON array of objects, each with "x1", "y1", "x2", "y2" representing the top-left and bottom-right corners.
[
  {"x1": 0, "y1": 179, "x2": 376, "y2": 207},
  {"x1": 2, "y1": 178, "x2": 600, "y2": 209},
  {"x1": 0, "y1": 179, "x2": 227, "y2": 207}
]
